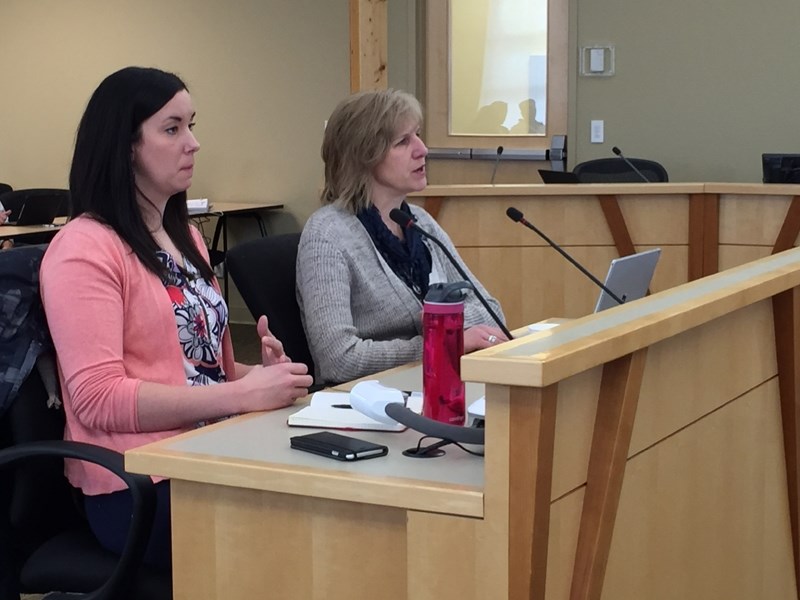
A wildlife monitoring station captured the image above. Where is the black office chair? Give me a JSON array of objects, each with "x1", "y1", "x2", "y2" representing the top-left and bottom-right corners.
[
  {"x1": 0, "y1": 188, "x2": 70, "y2": 221},
  {"x1": 0, "y1": 184, "x2": 11, "y2": 197},
  {"x1": 573, "y1": 157, "x2": 669, "y2": 183},
  {"x1": 0, "y1": 245, "x2": 171, "y2": 600},
  {"x1": 226, "y1": 233, "x2": 316, "y2": 379}
]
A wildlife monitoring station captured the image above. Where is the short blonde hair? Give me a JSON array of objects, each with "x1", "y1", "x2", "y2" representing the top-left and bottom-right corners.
[{"x1": 321, "y1": 89, "x2": 423, "y2": 213}]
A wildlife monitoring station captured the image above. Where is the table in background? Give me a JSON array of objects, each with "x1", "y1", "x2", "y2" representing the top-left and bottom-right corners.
[
  {"x1": 190, "y1": 201, "x2": 284, "y2": 301},
  {"x1": 0, "y1": 217, "x2": 67, "y2": 240},
  {"x1": 1, "y1": 201, "x2": 283, "y2": 302}
]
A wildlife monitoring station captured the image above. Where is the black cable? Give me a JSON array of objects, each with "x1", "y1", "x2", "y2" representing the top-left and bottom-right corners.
[{"x1": 412, "y1": 435, "x2": 484, "y2": 457}]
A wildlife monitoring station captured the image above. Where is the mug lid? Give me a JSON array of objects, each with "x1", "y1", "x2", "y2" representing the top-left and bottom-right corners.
[{"x1": 424, "y1": 281, "x2": 472, "y2": 304}]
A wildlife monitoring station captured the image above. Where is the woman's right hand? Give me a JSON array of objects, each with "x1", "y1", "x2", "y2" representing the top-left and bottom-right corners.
[
  {"x1": 257, "y1": 315, "x2": 291, "y2": 366},
  {"x1": 236, "y1": 361, "x2": 313, "y2": 412}
]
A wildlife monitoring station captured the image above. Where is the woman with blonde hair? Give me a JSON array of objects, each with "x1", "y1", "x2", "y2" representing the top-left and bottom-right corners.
[{"x1": 297, "y1": 89, "x2": 507, "y2": 385}]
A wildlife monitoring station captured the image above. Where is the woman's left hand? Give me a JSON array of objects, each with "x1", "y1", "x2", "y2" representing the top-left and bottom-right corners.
[
  {"x1": 464, "y1": 324, "x2": 509, "y2": 353},
  {"x1": 0, "y1": 210, "x2": 10, "y2": 225},
  {"x1": 257, "y1": 315, "x2": 291, "y2": 366}
]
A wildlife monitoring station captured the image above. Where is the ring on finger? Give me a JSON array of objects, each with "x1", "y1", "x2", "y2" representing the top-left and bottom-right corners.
[{"x1": 487, "y1": 334, "x2": 498, "y2": 344}]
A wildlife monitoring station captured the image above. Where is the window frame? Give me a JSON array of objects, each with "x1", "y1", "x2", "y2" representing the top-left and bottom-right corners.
[{"x1": 422, "y1": 0, "x2": 568, "y2": 150}]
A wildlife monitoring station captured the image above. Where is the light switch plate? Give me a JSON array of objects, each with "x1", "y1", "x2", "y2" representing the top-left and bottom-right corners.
[
  {"x1": 591, "y1": 120, "x2": 604, "y2": 143},
  {"x1": 580, "y1": 45, "x2": 615, "y2": 76},
  {"x1": 589, "y1": 48, "x2": 605, "y2": 72}
]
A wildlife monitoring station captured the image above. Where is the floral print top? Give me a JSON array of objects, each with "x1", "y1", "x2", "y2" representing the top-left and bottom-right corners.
[{"x1": 156, "y1": 251, "x2": 228, "y2": 387}]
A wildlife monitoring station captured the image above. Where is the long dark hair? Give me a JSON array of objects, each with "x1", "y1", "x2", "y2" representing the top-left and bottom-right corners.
[{"x1": 69, "y1": 66, "x2": 214, "y2": 281}]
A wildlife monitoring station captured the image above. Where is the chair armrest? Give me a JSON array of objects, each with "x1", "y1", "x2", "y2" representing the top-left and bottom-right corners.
[{"x1": 0, "y1": 440, "x2": 157, "y2": 600}]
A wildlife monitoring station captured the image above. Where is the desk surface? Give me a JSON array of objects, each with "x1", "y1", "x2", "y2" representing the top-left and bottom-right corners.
[
  {"x1": 126, "y1": 323, "x2": 557, "y2": 518},
  {"x1": 0, "y1": 217, "x2": 67, "y2": 239},
  {"x1": 0, "y1": 202, "x2": 283, "y2": 239},
  {"x1": 126, "y1": 365, "x2": 485, "y2": 517},
  {"x1": 193, "y1": 200, "x2": 284, "y2": 215}
]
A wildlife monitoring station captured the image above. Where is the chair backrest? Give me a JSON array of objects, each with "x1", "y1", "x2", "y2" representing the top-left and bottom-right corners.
[
  {"x1": 573, "y1": 157, "x2": 669, "y2": 183},
  {"x1": 2, "y1": 369, "x2": 83, "y2": 547},
  {"x1": 0, "y1": 245, "x2": 171, "y2": 600},
  {"x1": 0, "y1": 188, "x2": 70, "y2": 222},
  {"x1": 226, "y1": 233, "x2": 315, "y2": 374},
  {"x1": 0, "y1": 183, "x2": 11, "y2": 197}
]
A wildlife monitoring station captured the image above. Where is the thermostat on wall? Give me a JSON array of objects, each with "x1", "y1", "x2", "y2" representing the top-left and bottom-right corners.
[{"x1": 580, "y1": 45, "x2": 615, "y2": 77}]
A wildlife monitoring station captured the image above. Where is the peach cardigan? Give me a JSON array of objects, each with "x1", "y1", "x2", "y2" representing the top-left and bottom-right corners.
[{"x1": 40, "y1": 216, "x2": 236, "y2": 495}]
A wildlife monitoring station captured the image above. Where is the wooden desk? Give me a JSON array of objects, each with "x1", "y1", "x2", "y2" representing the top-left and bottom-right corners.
[
  {"x1": 127, "y1": 250, "x2": 800, "y2": 599},
  {"x1": 0, "y1": 217, "x2": 67, "y2": 240},
  {"x1": 409, "y1": 182, "x2": 800, "y2": 329},
  {"x1": 126, "y1": 389, "x2": 486, "y2": 600},
  {"x1": 195, "y1": 200, "x2": 284, "y2": 220}
]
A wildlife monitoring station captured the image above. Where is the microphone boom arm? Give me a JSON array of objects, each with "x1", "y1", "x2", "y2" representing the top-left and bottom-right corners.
[
  {"x1": 420, "y1": 230, "x2": 514, "y2": 339},
  {"x1": 507, "y1": 208, "x2": 625, "y2": 306},
  {"x1": 612, "y1": 146, "x2": 651, "y2": 183},
  {"x1": 390, "y1": 209, "x2": 513, "y2": 340}
]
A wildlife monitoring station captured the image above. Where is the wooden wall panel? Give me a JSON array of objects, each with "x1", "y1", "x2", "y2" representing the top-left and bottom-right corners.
[
  {"x1": 602, "y1": 382, "x2": 794, "y2": 600},
  {"x1": 171, "y1": 482, "x2": 408, "y2": 600},
  {"x1": 349, "y1": 0, "x2": 388, "y2": 92},
  {"x1": 718, "y1": 194, "x2": 793, "y2": 245},
  {"x1": 545, "y1": 299, "x2": 779, "y2": 503},
  {"x1": 457, "y1": 245, "x2": 687, "y2": 328}
]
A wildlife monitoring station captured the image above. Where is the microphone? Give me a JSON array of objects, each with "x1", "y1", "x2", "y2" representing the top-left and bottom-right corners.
[
  {"x1": 389, "y1": 208, "x2": 513, "y2": 340},
  {"x1": 611, "y1": 146, "x2": 651, "y2": 183},
  {"x1": 506, "y1": 207, "x2": 625, "y2": 306},
  {"x1": 350, "y1": 380, "x2": 485, "y2": 450},
  {"x1": 386, "y1": 403, "x2": 485, "y2": 445},
  {"x1": 489, "y1": 145, "x2": 504, "y2": 185}
]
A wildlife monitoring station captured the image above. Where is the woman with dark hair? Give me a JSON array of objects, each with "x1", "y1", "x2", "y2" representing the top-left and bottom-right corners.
[
  {"x1": 40, "y1": 67, "x2": 312, "y2": 569},
  {"x1": 296, "y1": 89, "x2": 507, "y2": 385}
]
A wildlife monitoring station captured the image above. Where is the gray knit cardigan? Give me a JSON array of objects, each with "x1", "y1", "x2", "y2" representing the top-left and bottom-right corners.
[{"x1": 296, "y1": 203, "x2": 505, "y2": 385}]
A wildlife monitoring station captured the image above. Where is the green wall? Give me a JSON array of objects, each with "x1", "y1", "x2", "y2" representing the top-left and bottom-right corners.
[{"x1": 571, "y1": 0, "x2": 800, "y2": 181}]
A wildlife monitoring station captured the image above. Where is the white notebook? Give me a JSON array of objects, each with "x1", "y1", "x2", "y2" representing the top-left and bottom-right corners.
[{"x1": 287, "y1": 391, "x2": 423, "y2": 432}]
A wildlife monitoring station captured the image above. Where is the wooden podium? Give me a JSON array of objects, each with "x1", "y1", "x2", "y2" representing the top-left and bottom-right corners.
[
  {"x1": 409, "y1": 182, "x2": 800, "y2": 330},
  {"x1": 126, "y1": 247, "x2": 800, "y2": 599}
]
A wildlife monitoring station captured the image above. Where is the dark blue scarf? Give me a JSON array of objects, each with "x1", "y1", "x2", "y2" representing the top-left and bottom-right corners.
[{"x1": 357, "y1": 202, "x2": 432, "y2": 301}]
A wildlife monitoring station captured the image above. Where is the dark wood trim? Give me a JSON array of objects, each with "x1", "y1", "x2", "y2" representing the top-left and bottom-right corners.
[
  {"x1": 597, "y1": 195, "x2": 636, "y2": 257},
  {"x1": 772, "y1": 288, "x2": 800, "y2": 597},
  {"x1": 569, "y1": 349, "x2": 648, "y2": 600},
  {"x1": 507, "y1": 385, "x2": 558, "y2": 600},
  {"x1": 702, "y1": 193, "x2": 720, "y2": 276},
  {"x1": 772, "y1": 195, "x2": 800, "y2": 254},
  {"x1": 689, "y1": 192, "x2": 720, "y2": 279},
  {"x1": 423, "y1": 196, "x2": 444, "y2": 221},
  {"x1": 688, "y1": 193, "x2": 705, "y2": 280}
]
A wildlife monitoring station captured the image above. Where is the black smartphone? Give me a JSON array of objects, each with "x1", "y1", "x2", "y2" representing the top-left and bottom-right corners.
[{"x1": 290, "y1": 431, "x2": 388, "y2": 461}]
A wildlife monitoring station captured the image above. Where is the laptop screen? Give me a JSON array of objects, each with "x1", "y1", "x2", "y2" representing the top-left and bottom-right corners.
[
  {"x1": 762, "y1": 153, "x2": 800, "y2": 183},
  {"x1": 538, "y1": 169, "x2": 581, "y2": 184},
  {"x1": 594, "y1": 248, "x2": 661, "y2": 312}
]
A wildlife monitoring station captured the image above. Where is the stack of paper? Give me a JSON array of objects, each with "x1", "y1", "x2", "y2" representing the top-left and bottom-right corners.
[
  {"x1": 288, "y1": 391, "x2": 422, "y2": 432},
  {"x1": 186, "y1": 198, "x2": 210, "y2": 215}
]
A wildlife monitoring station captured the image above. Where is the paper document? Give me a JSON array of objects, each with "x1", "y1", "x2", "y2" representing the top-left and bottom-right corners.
[
  {"x1": 528, "y1": 322, "x2": 561, "y2": 333},
  {"x1": 288, "y1": 391, "x2": 422, "y2": 432},
  {"x1": 186, "y1": 198, "x2": 211, "y2": 214}
]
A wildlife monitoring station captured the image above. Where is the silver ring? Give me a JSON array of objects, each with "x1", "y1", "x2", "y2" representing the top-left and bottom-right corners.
[{"x1": 488, "y1": 335, "x2": 498, "y2": 344}]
